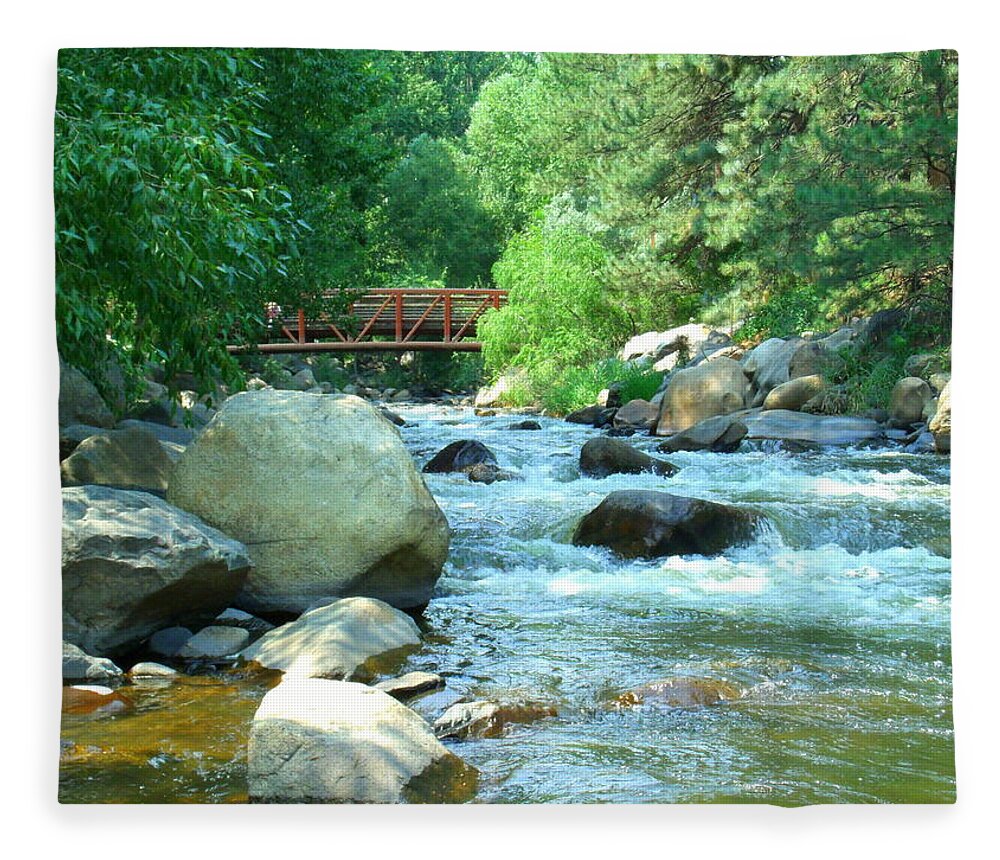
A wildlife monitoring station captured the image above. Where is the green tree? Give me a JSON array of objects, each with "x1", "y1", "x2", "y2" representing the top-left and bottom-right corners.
[{"x1": 55, "y1": 48, "x2": 303, "y2": 397}]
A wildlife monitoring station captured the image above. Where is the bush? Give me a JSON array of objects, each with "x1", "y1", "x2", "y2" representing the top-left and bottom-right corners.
[
  {"x1": 540, "y1": 358, "x2": 663, "y2": 415},
  {"x1": 733, "y1": 281, "x2": 826, "y2": 342}
]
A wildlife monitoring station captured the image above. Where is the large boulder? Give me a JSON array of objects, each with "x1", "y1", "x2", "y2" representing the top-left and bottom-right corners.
[
  {"x1": 59, "y1": 361, "x2": 114, "y2": 428},
  {"x1": 240, "y1": 597, "x2": 421, "y2": 681},
  {"x1": 928, "y1": 380, "x2": 951, "y2": 453},
  {"x1": 620, "y1": 323, "x2": 714, "y2": 364},
  {"x1": 655, "y1": 358, "x2": 748, "y2": 435},
  {"x1": 579, "y1": 437, "x2": 677, "y2": 479},
  {"x1": 741, "y1": 410, "x2": 884, "y2": 447},
  {"x1": 423, "y1": 440, "x2": 497, "y2": 474},
  {"x1": 167, "y1": 391, "x2": 449, "y2": 613},
  {"x1": 248, "y1": 678, "x2": 477, "y2": 803},
  {"x1": 60, "y1": 425, "x2": 174, "y2": 494},
  {"x1": 762, "y1": 375, "x2": 828, "y2": 412},
  {"x1": 656, "y1": 414, "x2": 748, "y2": 454},
  {"x1": 62, "y1": 486, "x2": 251, "y2": 655},
  {"x1": 742, "y1": 338, "x2": 804, "y2": 407},
  {"x1": 889, "y1": 377, "x2": 934, "y2": 425},
  {"x1": 572, "y1": 490, "x2": 761, "y2": 559},
  {"x1": 612, "y1": 399, "x2": 659, "y2": 431}
]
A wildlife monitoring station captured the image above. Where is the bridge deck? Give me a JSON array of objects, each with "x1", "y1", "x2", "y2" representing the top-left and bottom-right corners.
[{"x1": 227, "y1": 288, "x2": 507, "y2": 354}]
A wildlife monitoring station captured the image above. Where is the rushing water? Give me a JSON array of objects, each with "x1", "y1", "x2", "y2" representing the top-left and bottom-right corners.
[{"x1": 59, "y1": 402, "x2": 953, "y2": 804}]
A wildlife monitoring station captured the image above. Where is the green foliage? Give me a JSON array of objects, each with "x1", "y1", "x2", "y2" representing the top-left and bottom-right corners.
[
  {"x1": 535, "y1": 358, "x2": 663, "y2": 415},
  {"x1": 479, "y1": 224, "x2": 628, "y2": 388},
  {"x1": 382, "y1": 135, "x2": 499, "y2": 287},
  {"x1": 733, "y1": 281, "x2": 826, "y2": 341}
]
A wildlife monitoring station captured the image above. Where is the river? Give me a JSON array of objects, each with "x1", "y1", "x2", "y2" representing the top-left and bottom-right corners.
[{"x1": 59, "y1": 402, "x2": 954, "y2": 804}]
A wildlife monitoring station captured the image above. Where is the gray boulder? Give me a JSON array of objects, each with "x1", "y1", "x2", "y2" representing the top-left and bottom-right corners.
[
  {"x1": 572, "y1": 490, "x2": 761, "y2": 559},
  {"x1": 929, "y1": 380, "x2": 951, "y2": 453},
  {"x1": 148, "y1": 626, "x2": 193, "y2": 658},
  {"x1": 423, "y1": 440, "x2": 497, "y2": 474},
  {"x1": 59, "y1": 361, "x2": 114, "y2": 428},
  {"x1": 741, "y1": 410, "x2": 884, "y2": 447},
  {"x1": 612, "y1": 399, "x2": 659, "y2": 431},
  {"x1": 889, "y1": 377, "x2": 934, "y2": 425},
  {"x1": 742, "y1": 338, "x2": 804, "y2": 407},
  {"x1": 433, "y1": 699, "x2": 557, "y2": 740},
  {"x1": 240, "y1": 597, "x2": 420, "y2": 681},
  {"x1": 176, "y1": 625, "x2": 250, "y2": 659},
  {"x1": 167, "y1": 391, "x2": 449, "y2": 613},
  {"x1": 579, "y1": 437, "x2": 677, "y2": 479},
  {"x1": 374, "y1": 671, "x2": 445, "y2": 700},
  {"x1": 655, "y1": 358, "x2": 748, "y2": 435},
  {"x1": 60, "y1": 425, "x2": 174, "y2": 494},
  {"x1": 62, "y1": 486, "x2": 251, "y2": 655},
  {"x1": 656, "y1": 414, "x2": 748, "y2": 453},
  {"x1": 762, "y1": 374, "x2": 828, "y2": 412},
  {"x1": 248, "y1": 678, "x2": 477, "y2": 803},
  {"x1": 62, "y1": 642, "x2": 123, "y2": 683}
]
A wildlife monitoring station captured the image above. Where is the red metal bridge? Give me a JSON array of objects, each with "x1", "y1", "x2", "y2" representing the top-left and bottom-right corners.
[{"x1": 227, "y1": 288, "x2": 507, "y2": 354}]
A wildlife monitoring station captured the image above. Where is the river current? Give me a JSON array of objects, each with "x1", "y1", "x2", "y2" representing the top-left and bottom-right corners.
[{"x1": 59, "y1": 402, "x2": 954, "y2": 804}]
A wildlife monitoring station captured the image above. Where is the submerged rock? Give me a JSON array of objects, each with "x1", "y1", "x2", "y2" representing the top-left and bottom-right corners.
[
  {"x1": 614, "y1": 677, "x2": 742, "y2": 709},
  {"x1": 423, "y1": 439, "x2": 498, "y2": 473},
  {"x1": 507, "y1": 420, "x2": 542, "y2": 431},
  {"x1": 248, "y1": 678, "x2": 477, "y2": 803},
  {"x1": 572, "y1": 490, "x2": 761, "y2": 559},
  {"x1": 467, "y1": 462, "x2": 517, "y2": 484},
  {"x1": 433, "y1": 699, "x2": 558, "y2": 739},
  {"x1": 62, "y1": 685, "x2": 130, "y2": 717},
  {"x1": 374, "y1": 671, "x2": 445, "y2": 700},
  {"x1": 167, "y1": 390, "x2": 449, "y2": 613},
  {"x1": 62, "y1": 486, "x2": 251, "y2": 655},
  {"x1": 579, "y1": 437, "x2": 677, "y2": 479},
  {"x1": 240, "y1": 597, "x2": 420, "y2": 681}
]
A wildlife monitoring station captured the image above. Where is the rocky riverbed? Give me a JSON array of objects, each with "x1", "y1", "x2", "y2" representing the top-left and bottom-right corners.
[{"x1": 60, "y1": 398, "x2": 953, "y2": 804}]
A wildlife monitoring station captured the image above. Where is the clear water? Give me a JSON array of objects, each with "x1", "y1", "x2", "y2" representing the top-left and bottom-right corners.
[{"x1": 59, "y1": 403, "x2": 954, "y2": 804}]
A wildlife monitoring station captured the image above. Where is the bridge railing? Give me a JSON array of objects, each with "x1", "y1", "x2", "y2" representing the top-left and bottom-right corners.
[{"x1": 230, "y1": 288, "x2": 507, "y2": 353}]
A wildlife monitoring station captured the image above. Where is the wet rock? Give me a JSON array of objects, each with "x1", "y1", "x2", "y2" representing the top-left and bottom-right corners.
[
  {"x1": 127, "y1": 661, "x2": 178, "y2": 679},
  {"x1": 929, "y1": 380, "x2": 951, "y2": 453},
  {"x1": 657, "y1": 414, "x2": 747, "y2": 454},
  {"x1": 597, "y1": 385, "x2": 623, "y2": 409},
  {"x1": 762, "y1": 374, "x2": 828, "y2": 412},
  {"x1": 62, "y1": 487, "x2": 251, "y2": 655},
  {"x1": 889, "y1": 377, "x2": 934, "y2": 426},
  {"x1": 433, "y1": 699, "x2": 558, "y2": 739},
  {"x1": 59, "y1": 361, "x2": 114, "y2": 429},
  {"x1": 467, "y1": 462, "x2": 517, "y2": 484},
  {"x1": 572, "y1": 490, "x2": 761, "y2": 559},
  {"x1": 377, "y1": 406, "x2": 406, "y2": 427},
  {"x1": 148, "y1": 626, "x2": 194, "y2": 658},
  {"x1": 60, "y1": 425, "x2": 174, "y2": 494},
  {"x1": 507, "y1": 420, "x2": 542, "y2": 431},
  {"x1": 374, "y1": 671, "x2": 445, "y2": 700},
  {"x1": 62, "y1": 642, "x2": 123, "y2": 684},
  {"x1": 177, "y1": 625, "x2": 250, "y2": 659},
  {"x1": 249, "y1": 678, "x2": 477, "y2": 803},
  {"x1": 240, "y1": 597, "x2": 420, "y2": 681},
  {"x1": 614, "y1": 677, "x2": 742, "y2": 709},
  {"x1": 612, "y1": 399, "x2": 659, "y2": 431},
  {"x1": 579, "y1": 437, "x2": 677, "y2": 479},
  {"x1": 903, "y1": 430, "x2": 936, "y2": 454},
  {"x1": 740, "y1": 410, "x2": 884, "y2": 447},
  {"x1": 565, "y1": 405, "x2": 617, "y2": 427},
  {"x1": 423, "y1": 440, "x2": 498, "y2": 474},
  {"x1": 62, "y1": 685, "x2": 130, "y2": 717},
  {"x1": 655, "y1": 358, "x2": 748, "y2": 435},
  {"x1": 168, "y1": 390, "x2": 449, "y2": 613},
  {"x1": 214, "y1": 607, "x2": 274, "y2": 636},
  {"x1": 605, "y1": 426, "x2": 637, "y2": 437}
]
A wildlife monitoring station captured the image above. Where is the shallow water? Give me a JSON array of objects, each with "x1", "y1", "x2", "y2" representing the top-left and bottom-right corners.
[{"x1": 59, "y1": 403, "x2": 953, "y2": 804}]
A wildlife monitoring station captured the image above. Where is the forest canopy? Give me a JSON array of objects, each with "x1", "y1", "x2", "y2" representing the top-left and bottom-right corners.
[{"x1": 54, "y1": 48, "x2": 957, "y2": 400}]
